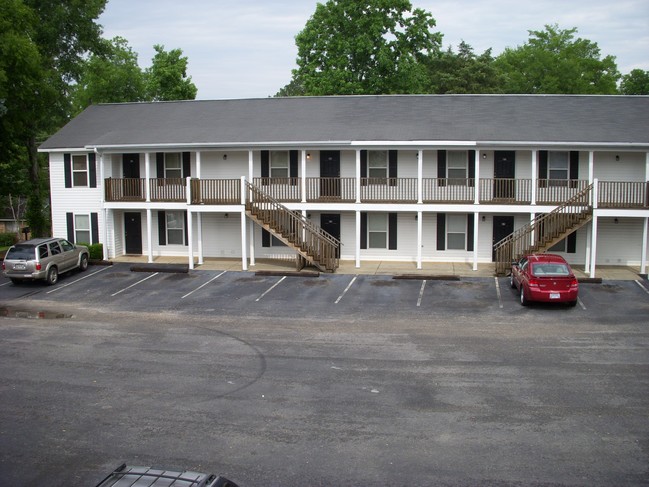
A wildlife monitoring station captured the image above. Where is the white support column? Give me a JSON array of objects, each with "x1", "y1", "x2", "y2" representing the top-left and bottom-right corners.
[
  {"x1": 355, "y1": 210, "x2": 361, "y2": 268},
  {"x1": 248, "y1": 150, "x2": 254, "y2": 182},
  {"x1": 301, "y1": 150, "x2": 307, "y2": 203},
  {"x1": 197, "y1": 213, "x2": 203, "y2": 265},
  {"x1": 645, "y1": 151, "x2": 649, "y2": 181},
  {"x1": 240, "y1": 211, "x2": 248, "y2": 271},
  {"x1": 641, "y1": 217, "x2": 648, "y2": 275},
  {"x1": 196, "y1": 151, "x2": 201, "y2": 179},
  {"x1": 416, "y1": 211, "x2": 423, "y2": 269},
  {"x1": 531, "y1": 150, "x2": 537, "y2": 205},
  {"x1": 584, "y1": 221, "x2": 592, "y2": 273},
  {"x1": 417, "y1": 150, "x2": 423, "y2": 204},
  {"x1": 530, "y1": 212, "x2": 536, "y2": 243},
  {"x1": 145, "y1": 153, "x2": 151, "y2": 202},
  {"x1": 588, "y1": 151, "x2": 594, "y2": 183},
  {"x1": 249, "y1": 219, "x2": 256, "y2": 267},
  {"x1": 473, "y1": 212, "x2": 479, "y2": 271},
  {"x1": 146, "y1": 208, "x2": 153, "y2": 263},
  {"x1": 355, "y1": 150, "x2": 361, "y2": 204},
  {"x1": 589, "y1": 215, "x2": 598, "y2": 278},
  {"x1": 103, "y1": 209, "x2": 109, "y2": 260},
  {"x1": 474, "y1": 151, "x2": 480, "y2": 205},
  {"x1": 187, "y1": 209, "x2": 194, "y2": 270}
]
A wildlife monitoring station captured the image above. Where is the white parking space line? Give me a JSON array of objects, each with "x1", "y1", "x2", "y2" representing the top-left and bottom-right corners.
[
  {"x1": 577, "y1": 297, "x2": 587, "y2": 310},
  {"x1": 416, "y1": 280, "x2": 427, "y2": 307},
  {"x1": 255, "y1": 276, "x2": 286, "y2": 302},
  {"x1": 494, "y1": 277, "x2": 504, "y2": 308},
  {"x1": 46, "y1": 266, "x2": 111, "y2": 294},
  {"x1": 635, "y1": 280, "x2": 649, "y2": 295},
  {"x1": 110, "y1": 272, "x2": 159, "y2": 297},
  {"x1": 0, "y1": 281, "x2": 11, "y2": 287},
  {"x1": 335, "y1": 275, "x2": 358, "y2": 304},
  {"x1": 182, "y1": 270, "x2": 227, "y2": 299}
]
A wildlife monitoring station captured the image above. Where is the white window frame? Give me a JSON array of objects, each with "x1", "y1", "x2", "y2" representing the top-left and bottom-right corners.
[
  {"x1": 447, "y1": 150, "x2": 467, "y2": 184},
  {"x1": 166, "y1": 211, "x2": 185, "y2": 245},
  {"x1": 164, "y1": 153, "x2": 182, "y2": 179},
  {"x1": 368, "y1": 213, "x2": 388, "y2": 249},
  {"x1": 74, "y1": 214, "x2": 91, "y2": 244},
  {"x1": 72, "y1": 155, "x2": 89, "y2": 187},
  {"x1": 270, "y1": 151, "x2": 289, "y2": 178},
  {"x1": 368, "y1": 150, "x2": 388, "y2": 179},
  {"x1": 548, "y1": 151, "x2": 569, "y2": 186},
  {"x1": 446, "y1": 214, "x2": 467, "y2": 250}
]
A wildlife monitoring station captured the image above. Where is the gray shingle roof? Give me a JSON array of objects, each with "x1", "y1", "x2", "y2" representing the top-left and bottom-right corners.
[{"x1": 39, "y1": 95, "x2": 649, "y2": 151}]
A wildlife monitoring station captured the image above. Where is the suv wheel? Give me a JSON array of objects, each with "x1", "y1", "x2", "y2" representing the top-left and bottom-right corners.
[
  {"x1": 46, "y1": 267, "x2": 58, "y2": 286},
  {"x1": 79, "y1": 254, "x2": 89, "y2": 271}
]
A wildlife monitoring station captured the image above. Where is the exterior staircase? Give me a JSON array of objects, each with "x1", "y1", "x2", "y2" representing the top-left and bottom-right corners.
[
  {"x1": 493, "y1": 183, "x2": 594, "y2": 275},
  {"x1": 245, "y1": 181, "x2": 340, "y2": 272}
]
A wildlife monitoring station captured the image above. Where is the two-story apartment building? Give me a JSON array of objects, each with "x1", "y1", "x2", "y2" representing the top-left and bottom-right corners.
[{"x1": 39, "y1": 95, "x2": 649, "y2": 277}]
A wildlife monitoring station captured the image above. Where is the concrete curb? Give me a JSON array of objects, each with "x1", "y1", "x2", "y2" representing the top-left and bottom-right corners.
[{"x1": 130, "y1": 263, "x2": 189, "y2": 274}]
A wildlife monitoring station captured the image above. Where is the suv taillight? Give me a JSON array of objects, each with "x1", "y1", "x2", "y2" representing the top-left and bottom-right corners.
[
  {"x1": 35, "y1": 263, "x2": 41, "y2": 271},
  {"x1": 1, "y1": 262, "x2": 4, "y2": 270}
]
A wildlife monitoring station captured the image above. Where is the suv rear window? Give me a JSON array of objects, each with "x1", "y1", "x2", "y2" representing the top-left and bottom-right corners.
[{"x1": 5, "y1": 245, "x2": 36, "y2": 260}]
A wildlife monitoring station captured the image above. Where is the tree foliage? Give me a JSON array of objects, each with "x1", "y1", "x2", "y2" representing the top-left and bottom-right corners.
[
  {"x1": 494, "y1": 24, "x2": 620, "y2": 94},
  {"x1": 289, "y1": 0, "x2": 442, "y2": 95},
  {"x1": 145, "y1": 44, "x2": 198, "y2": 101},
  {"x1": 619, "y1": 69, "x2": 649, "y2": 95}
]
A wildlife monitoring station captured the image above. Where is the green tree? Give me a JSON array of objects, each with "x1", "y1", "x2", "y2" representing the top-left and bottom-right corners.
[
  {"x1": 145, "y1": 44, "x2": 198, "y2": 101},
  {"x1": 495, "y1": 24, "x2": 620, "y2": 94},
  {"x1": 71, "y1": 37, "x2": 147, "y2": 114},
  {"x1": 288, "y1": 0, "x2": 442, "y2": 95},
  {"x1": 619, "y1": 69, "x2": 649, "y2": 95},
  {"x1": 426, "y1": 41, "x2": 504, "y2": 94}
]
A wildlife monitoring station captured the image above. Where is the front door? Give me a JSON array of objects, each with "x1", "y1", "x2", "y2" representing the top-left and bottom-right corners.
[
  {"x1": 320, "y1": 213, "x2": 341, "y2": 258},
  {"x1": 124, "y1": 212, "x2": 142, "y2": 255},
  {"x1": 320, "y1": 151, "x2": 341, "y2": 199},
  {"x1": 492, "y1": 215, "x2": 514, "y2": 260},
  {"x1": 122, "y1": 154, "x2": 141, "y2": 198},
  {"x1": 494, "y1": 151, "x2": 516, "y2": 199}
]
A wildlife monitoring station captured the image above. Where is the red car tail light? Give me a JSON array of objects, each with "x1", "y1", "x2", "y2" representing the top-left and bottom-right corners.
[
  {"x1": 570, "y1": 278, "x2": 579, "y2": 288},
  {"x1": 528, "y1": 278, "x2": 540, "y2": 288},
  {"x1": 35, "y1": 263, "x2": 42, "y2": 271},
  {"x1": 1, "y1": 262, "x2": 4, "y2": 270}
]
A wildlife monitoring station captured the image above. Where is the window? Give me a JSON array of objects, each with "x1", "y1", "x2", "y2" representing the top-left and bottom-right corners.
[
  {"x1": 447, "y1": 214, "x2": 467, "y2": 250},
  {"x1": 38, "y1": 244, "x2": 49, "y2": 259},
  {"x1": 270, "y1": 151, "x2": 289, "y2": 178},
  {"x1": 49, "y1": 241, "x2": 62, "y2": 256},
  {"x1": 447, "y1": 151, "x2": 467, "y2": 184},
  {"x1": 60, "y1": 240, "x2": 74, "y2": 252},
  {"x1": 75, "y1": 215, "x2": 91, "y2": 244},
  {"x1": 165, "y1": 153, "x2": 182, "y2": 179},
  {"x1": 72, "y1": 155, "x2": 88, "y2": 186},
  {"x1": 368, "y1": 213, "x2": 388, "y2": 248},
  {"x1": 368, "y1": 150, "x2": 388, "y2": 179},
  {"x1": 548, "y1": 151, "x2": 569, "y2": 186},
  {"x1": 166, "y1": 212, "x2": 184, "y2": 245}
]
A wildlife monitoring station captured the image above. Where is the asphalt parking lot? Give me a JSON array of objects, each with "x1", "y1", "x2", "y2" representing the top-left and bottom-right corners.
[{"x1": 1, "y1": 264, "x2": 648, "y2": 486}]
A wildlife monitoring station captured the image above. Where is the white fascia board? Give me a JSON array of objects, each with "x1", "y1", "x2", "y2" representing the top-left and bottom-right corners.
[
  {"x1": 594, "y1": 208, "x2": 649, "y2": 218},
  {"x1": 84, "y1": 141, "x2": 355, "y2": 152},
  {"x1": 351, "y1": 141, "x2": 476, "y2": 148},
  {"x1": 479, "y1": 141, "x2": 649, "y2": 150},
  {"x1": 38, "y1": 147, "x2": 88, "y2": 153}
]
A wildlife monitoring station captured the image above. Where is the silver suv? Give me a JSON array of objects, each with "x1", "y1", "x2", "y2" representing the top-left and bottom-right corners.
[{"x1": 2, "y1": 237, "x2": 89, "y2": 285}]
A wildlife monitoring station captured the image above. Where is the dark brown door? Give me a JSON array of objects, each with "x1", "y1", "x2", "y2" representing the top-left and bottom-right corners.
[
  {"x1": 492, "y1": 215, "x2": 514, "y2": 260},
  {"x1": 124, "y1": 212, "x2": 142, "y2": 254},
  {"x1": 320, "y1": 213, "x2": 341, "y2": 258},
  {"x1": 494, "y1": 151, "x2": 515, "y2": 199},
  {"x1": 122, "y1": 154, "x2": 141, "y2": 198},
  {"x1": 320, "y1": 151, "x2": 341, "y2": 199}
]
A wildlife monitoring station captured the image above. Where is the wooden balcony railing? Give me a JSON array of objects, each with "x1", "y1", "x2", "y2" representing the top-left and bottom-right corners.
[{"x1": 104, "y1": 177, "x2": 649, "y2": 208}]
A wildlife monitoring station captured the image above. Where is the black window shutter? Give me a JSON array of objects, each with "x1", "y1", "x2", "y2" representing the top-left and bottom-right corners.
[
  {"x1": 88, "y1": 153, "x2": 97, "y2": 188},
  {"x1": 262, "y1": 228, "x2": 270, "y2": 247},
  {"x1": 569, "y1": 151, "x2": 579, "y2": 188},
  {"x1": 467, "y1": 214, "x2": 474, "y2": 252},
  {"x1": 388, "y1": 150, "x2": 398, "y2": 187},
  {"x1": 156, "y1": 153, "x2": 165, "y2": 178},
  {"x1": 66, "y1": 213, "x2": 75, "y2": 243},
  {"x1": 437, "y1": 213, "x2": 446, "y2": 250},
  {"x1": 539, "y1": 150, "x2": 548, "y2": 188},
  {"x1": 183, "y1": 212, "x2": 188, "y2": 246},
  {"x1": 360, "y1": 150, "x2": 368, "y2": 186},
  {"x1": 437, "y1": 150, "x2": 447, "y2": 187},
  {"x1": 360, "y1": 212, "x2": 368, "y2": 249},
  {"x1": 91, "y1": 213, "x2": 99, "y2": 244},
  {"x1": 388, "y1": 213, "x2": 398, "y2": 250},
  {"x1": 183, "y1": 152, "x2": 191, "y2": 178},
  {"x1": 290, "y1": 150, "x2": 298, "y2": 185},
  {"x1": 567, "y1": 231, "x2": 577, "y2": 253},
  {"x1": 261, "y1": 150, "x2": 269, "y2": 177},
  {"x1": 158, "y1": 211, "x2": 166, "y2": 245},
  {"x1": 64, "y1": 154, "x2": 72, "y2": 188},
  {"x1": 468, "y1": 150, "x2": 476, "y2": 187}
]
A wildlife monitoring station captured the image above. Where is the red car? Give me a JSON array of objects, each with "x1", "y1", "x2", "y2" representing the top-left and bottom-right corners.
[{"x1": 510, "y1": 254, "x2": 579, "y2": 307}]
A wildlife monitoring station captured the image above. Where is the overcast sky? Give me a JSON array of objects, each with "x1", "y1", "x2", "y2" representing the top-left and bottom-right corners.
[{"x1": 98, "y1": 0, "x2": 649, "y2": 100}]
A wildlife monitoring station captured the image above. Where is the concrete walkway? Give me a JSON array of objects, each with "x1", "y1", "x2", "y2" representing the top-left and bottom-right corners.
[{"x1": 110, "y1": 255, "x2": 645, "y2": 280}]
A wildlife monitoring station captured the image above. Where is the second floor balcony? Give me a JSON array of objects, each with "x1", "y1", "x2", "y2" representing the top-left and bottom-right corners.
[{"x1": 104, "y1": 177, "x2": 649, "y2": 209}]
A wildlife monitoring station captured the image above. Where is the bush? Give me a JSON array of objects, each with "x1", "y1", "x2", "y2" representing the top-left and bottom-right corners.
[
  {"x1": 87, "y1": 243, "x2": 103, "y2": 260},
  {"x1": 0, "y1": 233, "x2": 18, "y2": 247}
]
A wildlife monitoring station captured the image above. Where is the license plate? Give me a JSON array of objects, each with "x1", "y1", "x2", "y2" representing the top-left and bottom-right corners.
[
  {"x1": 550, "y1": 293, "x2": 561, "y2": 299},
  {"x1": 14, "y1": 264, "x2": 26, "y2": 270}
]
